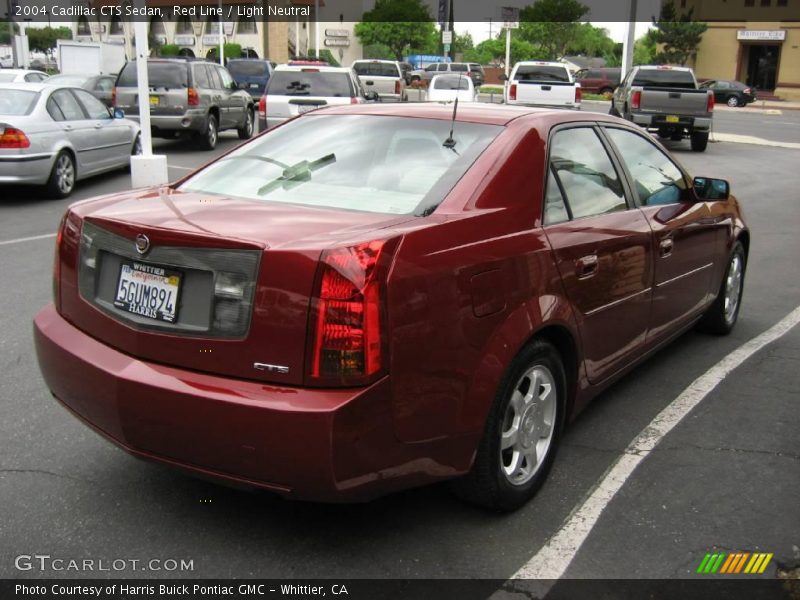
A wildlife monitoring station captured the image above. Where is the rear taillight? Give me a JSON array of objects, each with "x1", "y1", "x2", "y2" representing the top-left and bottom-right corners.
[
  {"x1": 258, "y1": 94, "x2": 266, "y2": 118},
  {"x1": 0, "y1": 126, "x2": 30, "y2": 149},
  {"x1": 631, "y1": 90, "x2": 641, "y2": 110},
  {"x1": 111, "y1": 86, "x2": 116, "y2": 107},
  {"x1": 706, "y1": 90, "x2": 715, "y2": 112},
  {"x1": 309, "y1": 240, "x2": 396, "y2": 385},
  {"x1": 575, "y1": 84, "x2": 582, "y2": 104},
  {"x1": 394, "y1": 80, "x2": 401, "y2": 95},
  {"x1": 53, "y1": 214, "x2": 67, "y2": 310},
  {"x1": 509, "y1": 83, "x2": 517, "y2": 101},
  {"x1": 188, "y1": 87, "x2": 200, "y2": 106}
]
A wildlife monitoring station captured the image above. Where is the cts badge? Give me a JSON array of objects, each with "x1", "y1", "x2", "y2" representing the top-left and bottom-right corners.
[
  {"x1": 254, "y1": 363, "x2": 289, "y2": 374},
  {"x1": 135, "y1": 234, "x2": 150, "y2": 255}
]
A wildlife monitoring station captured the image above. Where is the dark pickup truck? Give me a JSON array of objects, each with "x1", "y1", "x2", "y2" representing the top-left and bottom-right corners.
[{"x1": 611, "y1": 65, "x2": 714, "y2": 152}]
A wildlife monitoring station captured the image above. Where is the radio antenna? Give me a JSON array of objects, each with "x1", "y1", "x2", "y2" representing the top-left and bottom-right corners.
[{"x1": 443, "y1": 72, "x2": 463, "y2": 151}]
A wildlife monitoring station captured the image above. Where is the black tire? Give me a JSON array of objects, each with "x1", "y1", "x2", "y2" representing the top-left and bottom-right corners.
[
  {"x1": 125, "y1": 134, "x2": 142, "y2": 172},
  {"x1": 411, "y1": 75, "x2": 420, "y2": 82},
  {"x1": 45, "y1": 150, "x2": 76, "y2": 199},
  {"x1": 698, "y1": 241, "x2": 746, "y2": 335},
  {"x1": 726, "y1": 95, "x2": 740, "y2": 107},
  {"x1": 451, "y1": 339, "x2": 566, "y2": 512},
  {"x1": 237, "y1": 107, "x2": 254, "y2": 140},
  {"x1": 200, "y1": 113, "x2": 218, "y2": 150},
  {"x1": 691, "y1": 131, "x2": 709, "y2": 152},
  {"x1": 599, "y1": 87, "x2": 614, "y2": 99}
]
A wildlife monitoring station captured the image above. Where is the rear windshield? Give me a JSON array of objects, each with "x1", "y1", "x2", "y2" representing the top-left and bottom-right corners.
[
  {"x1": 0, "y1": 73, "x2": 19, "y2": 83},
  {"x1": 117, "y1": 62, "x2": 189, "y2": 88},
  {"x1": 353, "y1": 62, "x2": 400, "y2": 78},
  {"x1": 633, "y1": 69, "x2": 695, "y2": 89},
  {"x1": 267, "y1": 71, "x2": 353, "y2": 97},
  {"x1": 433, "y1": 76, "x2": 470, "y2": 90},
  {"x1": 227, "y1": 61, "x2": 270, "y2": 77},
  {"x1": 179, "y1": 115, "x2": 502, "y2": 216},
  {"x1": 0, "y1": 89, "x2": 39, "y2": 115},
  {"x1": 514, "y1": 65, "x2": 570, "y2": 83}
]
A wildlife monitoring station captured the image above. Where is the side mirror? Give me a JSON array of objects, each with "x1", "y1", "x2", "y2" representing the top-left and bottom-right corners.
[
  {"x1": 693, "y1": 176, "x2": 729, "y2": 201},
  {"x1": 498, "y1": 74, "x2": 508, "y2": 82},
  {"x1": 113, "y1": 108, "x2": 125, "y2": 119}
]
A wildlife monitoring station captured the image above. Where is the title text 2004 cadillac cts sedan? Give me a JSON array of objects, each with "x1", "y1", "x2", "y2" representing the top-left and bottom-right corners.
[{"x1": 34, "y1": 104, "x2": 748, "y2": 511}]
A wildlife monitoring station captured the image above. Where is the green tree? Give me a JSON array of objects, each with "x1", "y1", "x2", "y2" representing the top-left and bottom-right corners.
[
  {"x1": 463, "y1": 34, "x2": 536, "y2": 67},
  {"x1": 634, "y1": 29, "x2": 658, "y2": 65},
  {"x1": 354, "y1": 0, "x2": 437, "y2": 61},
  {"x1": 22, "y1": 26, "x2": 72, "y2": 54},
  {"x1": 453, "y1": 31, "x2": 474, "y2": 56},
  {"x1": 652, "y1": 0, "x2": 707, "y2": 66},
  {"x1": 518, "y1": 0, "x2": 589, "y2": 60},
  {"x1": 0, "y1": 19, "x2": 19, "y2": 45}
]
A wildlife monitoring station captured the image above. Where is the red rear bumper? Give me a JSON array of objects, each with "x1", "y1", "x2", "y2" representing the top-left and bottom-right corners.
[{"x1": 34, "y1": 304, "x2": 468, "y2": 501}]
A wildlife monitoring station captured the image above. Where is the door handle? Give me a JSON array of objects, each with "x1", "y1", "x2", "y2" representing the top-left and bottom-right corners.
[
  {"x1": 94, "y1": 123, "x2": 103, "y2": 129},
  {"x1": 659, "y1": 237, "x2": 674, "y2": 257},
  {"x1": 575, "y1": 254, "x2": 599, "y2": 278},
  {"x1": 62, "y1": 125, "x2": 73, "y2": 131}
]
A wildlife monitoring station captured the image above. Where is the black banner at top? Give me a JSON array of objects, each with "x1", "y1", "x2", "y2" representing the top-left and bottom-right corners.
[{"x1": 1, "y1": 0, "x2": 798, "y2": 24}]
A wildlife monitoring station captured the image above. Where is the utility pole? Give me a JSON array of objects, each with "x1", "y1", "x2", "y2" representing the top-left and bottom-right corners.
[
  {"x1": 218, "y1": 0, "x2": 224, "y2": 65},
  {"x1": 621, "y1": 0, "x2": 637, "y2": 79},
  {"x1": 314, "y1": 0, "x2": 319, "y2": 58}
]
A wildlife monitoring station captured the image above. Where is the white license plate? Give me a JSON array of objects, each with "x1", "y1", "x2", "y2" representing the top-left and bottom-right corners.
[
  {"x1": 296, "y1": 104, "x2": 318, "y2": 114},
  {"x1": 665, "y1": 115, "x2": 679, "y2": 123},
  {"x1": 113, "y1": 262, "x2": 181, "y2": 323}
]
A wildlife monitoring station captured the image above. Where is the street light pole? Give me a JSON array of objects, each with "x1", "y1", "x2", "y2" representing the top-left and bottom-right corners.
[
  {"x1": 621, "y1": 0, "x2": 637, "y2": 78},
  {"x1": 218, "y1": 0, "x2": 224, "y2": 65}
]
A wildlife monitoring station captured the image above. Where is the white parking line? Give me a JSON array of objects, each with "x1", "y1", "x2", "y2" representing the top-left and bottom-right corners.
[
  {"x1": 0, "y1": 233, "x2": 56, "y2": 246},
  {"x1": 514, "y1": 304, "x2": 800, "y2": 580},
  {"x1": 169, "y1": 165, "x2": 194, "y2": 171}
]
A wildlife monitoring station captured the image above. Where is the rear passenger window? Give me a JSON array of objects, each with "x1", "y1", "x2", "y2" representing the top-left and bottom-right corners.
[
  {"x1": 605, "y1": 128, "x2": 687, "y2": 206},
  {"x1": 50, "y1": 90, "x2": 85, "y2": 121},
  {"x1": 194, "y1": 65, "x2": 210, "y2": 88},
  {"x1": 46, "y1": 97, "x2": 66, "y2": 121},
  {"x1": 543, "y1": 169, "x2": 569, "y2": 225},
  {"x1": 549, "y1": 128, "x2": 627, "y2": 219}
]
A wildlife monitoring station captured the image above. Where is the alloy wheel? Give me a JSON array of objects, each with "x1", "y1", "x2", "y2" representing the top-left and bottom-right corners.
[
  {"x1": 724, "y1": 254, "x2": 743, "y2": 323},
  {"x1": 500, "y1": 365, "x2": 557, "y2": 486},
  {"x1": 56, "y1": 154, "x2": 75, "y2": 195}
]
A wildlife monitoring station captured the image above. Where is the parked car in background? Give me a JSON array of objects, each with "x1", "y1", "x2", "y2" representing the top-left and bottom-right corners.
[
  {"x1": 0, "y1": 83, "x2": 140, "y2": 198},
  {"x1": 410, "y1": 62, "x2": 484, "y2": 88},
  {"x1": 504, "y1": 61, "x2": 581, "y2": 110},
  {"x1": 698, "y1": 79, "x2": 756, "y2": 107},
  {"x1": 574, "y1": 67, "x2": 621, "y2": 97},
  {"x1": 427, "y1": 74, "x2": 477, "y2": 103},
  {"x1": 351, "y1": 59, "x2": 407, "y2": 102},
  {"x1": 258, "y1": 63, "x2": 379, "y2": 130},
  {"x1": 0, "y1": 69, "x2": 49, "y2": 83},
  {"x1": 45, "y1": 73, "x2": 117, "y2": 107},
  {"x1": 611, "y1": 65, "x2": 714, "y2": 151},
  {"x1": 114, "y1": 58, "x2": 255, "y2": 150},
  {"x1": 226, "y1": 59, "x2": 276, "y2": 98},
  {"x1": 35, "y1": 103, "x2": 748, "y2": 511}
]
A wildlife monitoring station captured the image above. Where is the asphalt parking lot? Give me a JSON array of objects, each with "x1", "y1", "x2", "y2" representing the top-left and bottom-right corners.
[{"x1": 1, "y1": 105, "x2": 798, "y2": 586}]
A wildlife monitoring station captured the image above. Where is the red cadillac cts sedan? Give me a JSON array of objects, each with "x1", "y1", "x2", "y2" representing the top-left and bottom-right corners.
[{"x1": 34, "y1": 103, "x2": 748, "y2": 511}]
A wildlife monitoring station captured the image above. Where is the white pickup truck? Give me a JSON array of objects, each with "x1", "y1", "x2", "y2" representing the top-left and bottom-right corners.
[
  {"x1": 351, "y1": 60, "x2": 407, "y2": 102},
  {"x1": 504, "y1": 61, "x2": 581, "y2": 110}
]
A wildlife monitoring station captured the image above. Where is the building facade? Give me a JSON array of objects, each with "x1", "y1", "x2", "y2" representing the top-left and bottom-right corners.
[
  {"x1": 683, "y1": 0, "x2": 799, "y2": 100},
  {"x1": 70, "y1": 0, "x2": 364, "y2": 67}
]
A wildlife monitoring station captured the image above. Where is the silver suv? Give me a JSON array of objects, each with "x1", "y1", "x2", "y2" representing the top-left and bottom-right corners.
[{"x1": 114, "y1": 58, "x2": 255, "y2": 150}]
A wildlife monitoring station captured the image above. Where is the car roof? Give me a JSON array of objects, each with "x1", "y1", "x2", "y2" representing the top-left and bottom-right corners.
[
  {"x1": 637, "y1": 65, "x2": 693, "y2": 71},
  {"x1": 274, "y1": 64, "x2": 351, "y2": 73},
  {"x1": 0, "y1": 82, "x2": 51, "y2": 92},
  {"x1": 353, "y1": 59, "x2": 397, "y2": 64},
  {"x1": 1, "y1": 69, "x2": 45, "y2": 75},
  {"x1": 312, "y1": 102, "x2": 567, "y2": 125}
]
